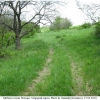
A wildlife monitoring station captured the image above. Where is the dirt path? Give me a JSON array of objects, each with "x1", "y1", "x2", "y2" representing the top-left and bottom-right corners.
[
  {"x1": 70, "y1": 56, "x2": 92, "y2": 96},
  {"x1": 69, "y1": 56, "x2": 85, "y2": 96},
  {"x1": 21, "y1": 48, "x2": 53, "y2": 96}
]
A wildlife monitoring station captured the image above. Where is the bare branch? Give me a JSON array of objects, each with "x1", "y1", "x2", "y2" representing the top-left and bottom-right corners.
[
  {"x1": 0, "y1": 21, "x2": 13, "y2": 30},
  {"x1": 20, "y1": 28, "x2": 33, "y2": 39},
  {"x1": 76, "y1": 0, "x2": 100, "y2": 23},
  {"x1": 0, "y1": 0, "x2": 67, "y2": 49}
]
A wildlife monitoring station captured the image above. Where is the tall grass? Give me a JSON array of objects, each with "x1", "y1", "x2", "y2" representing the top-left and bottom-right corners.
[
  {"x1": 0, "y1": 38, "x2": 49, "y2": 96},
  {"x1": 30, "y1": 45, "x2": 73, "y2": 96},
  {"x1": 34, "y1": 27, "x2": 100, "y2": 95},
  {"x1": 1, "y1": 26, "x2": 100, "y2": 96},
  {"x1": 61, "y1": 28, "x2": 100, "y2": 95}
]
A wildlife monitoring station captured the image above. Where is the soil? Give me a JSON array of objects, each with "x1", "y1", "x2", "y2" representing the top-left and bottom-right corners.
[{"x1": 69, "y1": 56, "x2": 85, "y2": 96}]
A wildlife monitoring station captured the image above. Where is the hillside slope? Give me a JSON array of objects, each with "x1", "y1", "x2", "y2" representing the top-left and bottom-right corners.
[{"x1": 0, "y1": 27, "x2": 100, "y2": 96}]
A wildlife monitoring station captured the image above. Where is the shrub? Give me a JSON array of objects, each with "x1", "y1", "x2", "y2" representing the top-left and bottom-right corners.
[
  {"x1": 0, "y1": 32, "x2": 15, "y2": 47},
  {"x1": 41, "y1": 26, "x2": 50, "y2": 33},
  {"x1": 0, "y1": 48, "x2": 10, "y2": 58},
  {"x1": 49, "y1": 16, "x2": 72, "y2": 31},
  {"x1": 0, "y1": 49, "x2": 5, "y2": 58},
  {"x1": 0, "y1": 31, "x2": 15, "y2": 58},
  {"x1": 94, "y1": 21, "x2": 100, "y2": 38},
  {"x1": 81, "y1": 23, "x2": 91, "y2": 29},
  {"x1": 72, "y1": 23, "x2": 91, "y2": 30},
  {"x1": 0, "y1": 16, "x2": 15, "y2": 57},
  {"x1": 22, "y1": 22, "x2": 41, "y2": 38}
]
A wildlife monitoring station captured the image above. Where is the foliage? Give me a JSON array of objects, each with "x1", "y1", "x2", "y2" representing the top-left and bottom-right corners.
[
  {"x1": 0, "y1": 32, "x2": 14, "y2": 46},
  {"x1": 0, "y1": 17, "x2": 14, "y2": 57},
  {"x1": 22, "y1": 22, "x2": 41, "y2": 38},
  {"x1": 81, "y1": 23, "x2": 91, "y2": 29},
  {"x1": 0, "y1": 48, "x2": 10, "y2": 58},
  {"x1": 0, "y1": 48, "x2": 5, "y2": 58},
  {"x1": 41, "y1": 26, "x2": 50, "y2": 33},
  {"x1": 94, "y1": 21, "x2": 100, "y2": 38},
  {"x1": 71, "y1": 23, "x2": 91, "y2": 30},
  {"x1": 49, "y1": 16, "x2": 72, "y2": 31},
  {"x1": 0, "y1": 32, "x2": 14, "y2": 58}
]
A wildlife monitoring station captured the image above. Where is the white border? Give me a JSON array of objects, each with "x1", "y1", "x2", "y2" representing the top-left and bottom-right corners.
[{"x1": 0, "y1": 96, "x2": 100, "y2": 100}]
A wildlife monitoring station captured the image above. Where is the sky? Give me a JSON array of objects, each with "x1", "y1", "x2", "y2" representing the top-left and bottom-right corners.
[
  {"x1": 23, "y1": 0, "x2": 100, "y2": 26},
  {"x1": 59, "y1": 0, "x2": 100, "y2": 26}
]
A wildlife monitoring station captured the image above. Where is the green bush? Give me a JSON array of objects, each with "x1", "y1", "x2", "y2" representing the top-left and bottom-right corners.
[
  {"x1": 94, "y1": 21, "x2": 100, "y2": 38},
  {"x1": 72, "y1": 23, "x2": 91, "y2": 30},
  {"x1": 81, "y1": 23, "x2": 91, "y2": 29},
  {"x1": 0, "y1": 16, "x2": 15, "y2": 57},
  {"x1": 0, "y1": 32, "x2": 14, "y2": 58},
  {"x1": 0, "y1": 48, "x2": 10, "y2": 58},
  {"x1": 22, "y1": 22, "x2": 41, "y2": 38},
  {"x1": 0, "y1": 32, "x2": 15, "y2": 47},
  {"x1": 41, "y1": 26, "x2": 50, "y2": 33},
  {"x1": 49, "y1": 16, "x2": 72, "y2": 31},
  {"x1": 0, "y1": 49, "x2": 5, "y2": 58}
]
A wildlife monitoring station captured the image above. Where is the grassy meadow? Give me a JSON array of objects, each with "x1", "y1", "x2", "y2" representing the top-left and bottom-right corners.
[{"x1": 0, "y1": 26, "x2": 100, "y2": 96}]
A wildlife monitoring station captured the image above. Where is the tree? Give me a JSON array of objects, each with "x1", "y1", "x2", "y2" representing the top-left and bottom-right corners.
[
  {"x1": 76, "y1": 0, "x2": 100, "y2": 23},
  {"x1": 49, "y1": 16, "x2": 72, "y2": 31},
  {"x1": 95, "y1": 21, "x2": 100, "y2": 38},
  {"x1": 60, "y1": 18, "x2": 72, "y2": 29},
  {"x1": 0, "y1": 1, "x2": 66, "y2": 50}
]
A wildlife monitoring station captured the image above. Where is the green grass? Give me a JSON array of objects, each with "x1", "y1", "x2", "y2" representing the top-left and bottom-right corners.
[
  {"x1": 0, "y1": 26, "x2": 100, "y2": 96},
  {"x1": 29, "y1": 44, "x2": 73, "y2": 96},
  {"x1": 0, "y1": 38, "x2": 49, "y2": 96},
  {"x1": 64, "y1": 29, "x2": 100, "y2": 95},
  {"x1": 56, "y1": 28, "x2": 100, "y2": 95},
  {"x1": 33, "y1": 27, "x2": 100, "y2": 96}
]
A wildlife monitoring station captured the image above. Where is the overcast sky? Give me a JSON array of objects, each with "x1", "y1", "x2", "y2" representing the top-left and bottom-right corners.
[
  {"x1": 59, "y1": 0, "x2": 100, "y2": 26},
  {"x1": 24, "y1": 0, "x2": 100, "y2": 26}
]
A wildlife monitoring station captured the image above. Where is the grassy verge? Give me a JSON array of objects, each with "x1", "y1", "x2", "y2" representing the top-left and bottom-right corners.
[{"x1": 0, "y1": 38, "x2": 49, "y2": 96}]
